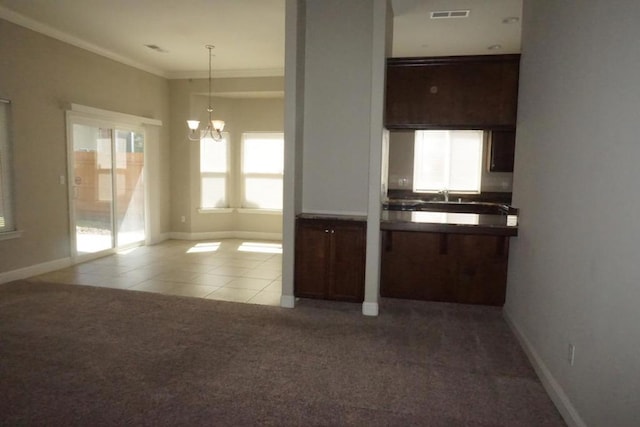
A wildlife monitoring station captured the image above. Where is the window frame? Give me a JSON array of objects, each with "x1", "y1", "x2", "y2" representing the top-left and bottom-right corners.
[
  {"x1": 0, "y1": 98, "x2": 18, "y2": 238},
  {"x1": 199, "y1": 131, "x2": 230, "y2": 210},
  {"x1": 412, "y1": 129, "x2": 484, "y2": 194},
  {"x1": 240, "y1": 132, "x2": 284, "y2": 211}
]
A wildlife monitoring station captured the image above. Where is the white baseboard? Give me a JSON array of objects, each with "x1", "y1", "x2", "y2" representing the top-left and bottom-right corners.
[
  {"x1": 0, "y1": 257, "x2": 73, "y2": 284},
  {"x1": 280, "y1": 294, "x2": 295, "y2": 308},
  {"x1": 0, "y1": 232, "x2": 279, "y2": 285},
  {"x1": 169, "y1": 231, "x2": 282, "y2": 241},
  {"x1": 362, "y1": 301, "x2": 379, "y2": 316},
  {"x1": 233, "y1": 231, "x2": 282, "y2": 241},
  {"x1": 503, "y1": 309, "x2": 586, "y2": 427},
  {"x1": 169, "y1": 231, "x2": 232, "y2": 240}
]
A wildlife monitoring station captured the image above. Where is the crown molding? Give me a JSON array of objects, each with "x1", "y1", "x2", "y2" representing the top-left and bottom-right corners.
[
  {"x1": 168, "y1": 68, "x2": 285, "y2": 80},
  {"x1": 213, "y1": 91, "x2": 284, "y2": 99}
]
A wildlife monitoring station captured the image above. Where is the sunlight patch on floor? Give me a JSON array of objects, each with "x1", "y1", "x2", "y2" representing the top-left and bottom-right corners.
[
  {"x1": 76, "y1": 232, "x2": 112, "y2": 254},
  {"x1": 186, "y1": 242, "x2": 222, "y2": 253},
  {"x1": 238, "y1": 241, "x2": 282, "y2": 254}
]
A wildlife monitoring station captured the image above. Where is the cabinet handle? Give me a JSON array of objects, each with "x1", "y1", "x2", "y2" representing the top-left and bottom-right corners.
[
  {"x1": 331, "y1": 229, "x2": 335, "y2": 234},
  {"x1": 324, "y1": 229, "x2": 329, "y2": 233}
]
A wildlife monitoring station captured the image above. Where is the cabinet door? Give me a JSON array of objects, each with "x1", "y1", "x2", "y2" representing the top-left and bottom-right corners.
[
  {"x1": 380, "y1": 231, "x2": 452, "y2": 301},
  {"x1": 385, "y1": 56, "x2": 520, "y2": 128},
  {"x1": 329, "y1": 222, "x2": 366, "y2": 302},
  {"x1": 448, "y1": 234, "x2": 509, "y2": 306},
  {"x1": 490, "y1": 130, "x2": 516, "y2": 172},
  {"x1": 294, "y1": 220, "x2": 330, "y2": 299},
  {"x1": 386, "y1": 64, "x2": 455, "y2": 127}
]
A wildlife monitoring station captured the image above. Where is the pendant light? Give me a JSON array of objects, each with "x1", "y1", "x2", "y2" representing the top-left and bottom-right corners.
[{"x1": 187, "y1": 45, "x2": 225, "y2": 142}]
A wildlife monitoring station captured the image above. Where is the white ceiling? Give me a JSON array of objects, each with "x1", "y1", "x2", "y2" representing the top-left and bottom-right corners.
[
  {"x1": 393, "y1": 0, "x2": 522, "y2": 57},
  {"x1": 0, "y1": 0, "x2": 521, "y2": 79}
]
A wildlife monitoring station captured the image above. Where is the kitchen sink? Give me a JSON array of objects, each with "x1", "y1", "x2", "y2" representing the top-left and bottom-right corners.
[
  {"x1": 382, "y1": 199, "x2": 425, "y2": 209},
  {"x1": 383, "y1": 199, "x2": 513, "y2": 215}
]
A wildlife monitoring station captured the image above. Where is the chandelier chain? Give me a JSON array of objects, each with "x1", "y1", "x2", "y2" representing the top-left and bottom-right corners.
[
  {"x1": 207, "y1": 45, "x2": 213, "y2": 117},
  {"x1": 186, "y1": 44, "x2": 225, "y2": 142}
]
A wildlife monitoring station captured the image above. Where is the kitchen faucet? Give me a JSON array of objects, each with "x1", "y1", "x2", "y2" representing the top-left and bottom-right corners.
[{"x1": 439, "y1": 189, "x2": 449, "y2": 202}]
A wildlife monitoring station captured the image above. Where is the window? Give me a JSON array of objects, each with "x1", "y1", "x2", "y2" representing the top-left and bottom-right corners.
[
  {"x1": 241, "y1": 132, "x2": 284, "y2": 210},
  {"x1": 413, "y1": 130, "x2": 483, "y2": 193},
  {"x1": 0, "y1": 99, "x2": 15, "y2": 234},
  {"x1": 200, "y1": 132, "x2": 229, "y2": 209}
]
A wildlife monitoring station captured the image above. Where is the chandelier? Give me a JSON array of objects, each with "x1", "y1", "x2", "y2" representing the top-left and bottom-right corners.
[{"x1": 187, "y1": 45, "x2": 225, "y2": 142}]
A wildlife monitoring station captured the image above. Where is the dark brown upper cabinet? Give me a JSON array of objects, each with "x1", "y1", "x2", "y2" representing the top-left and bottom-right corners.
[
  {"x1": 489, "y1": 129, "x2": 516, "y2": 172},
  {"x1": 385, "y1": 55, "x2": 520, "y2": 129}
]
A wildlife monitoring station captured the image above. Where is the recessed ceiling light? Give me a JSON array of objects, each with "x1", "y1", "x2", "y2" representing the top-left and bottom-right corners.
[
  {"x1": 487, "y1": 44, "x2": 502, "y2": 50},
  {"x1": 502, "y1": 16, "x2": 520, "y2": 24}
]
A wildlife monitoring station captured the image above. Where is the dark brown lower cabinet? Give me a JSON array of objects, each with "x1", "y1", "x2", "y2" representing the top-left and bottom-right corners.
[
  {"x1": 295, "y1": 218, "x2": 366, "y2": 302},
  {"x1": 380, "y1": 230, "x2": 509, "y2": 306}
]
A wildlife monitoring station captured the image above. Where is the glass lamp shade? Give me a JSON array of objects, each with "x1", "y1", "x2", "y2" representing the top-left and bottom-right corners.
[
  {"x1": 212, "y1": 120, "x2": 225, "y2": 132},
  {"x1": 187, "y1": 120, "x2": 200, "y2": 130}
]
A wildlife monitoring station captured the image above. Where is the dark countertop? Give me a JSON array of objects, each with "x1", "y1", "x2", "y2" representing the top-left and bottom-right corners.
[
  {"x1": 296, "y1": 209, "x2": 518, "y2": 236},
  {"x1": 386, "y1": 189, "x2": 513, "y2": 204},
  {"x1": 297, "y1": 213, "x2": 367, "y2": 222},
  {"x1": 381, "y1": 210, "x2": 518, "y2": 236}
]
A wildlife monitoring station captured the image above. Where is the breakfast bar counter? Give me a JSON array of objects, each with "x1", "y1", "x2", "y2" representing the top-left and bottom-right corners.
[
  {"x1": 380, "y1": 202, "x2": 519, "y2": 306},
  {"x1": 381, "y1": 210, "x2": 518, "y2": 236}
]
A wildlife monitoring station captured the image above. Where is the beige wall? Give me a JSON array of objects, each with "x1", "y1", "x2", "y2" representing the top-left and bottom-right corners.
[
  {"x1": 169, "y1": 77, "x2": 285, "y2": 238},
  {"x1": 0, "y1": 19, "x2": 171, "y2": 274}
]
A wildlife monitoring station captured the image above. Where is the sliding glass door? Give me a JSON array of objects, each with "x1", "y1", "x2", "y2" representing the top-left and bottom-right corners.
[
  {"x1": 70, "y1": 122, "x2": 145, "y2": 257},
  {"x1": 114, "y1": 129, "x2": 145, "y2": 247}
]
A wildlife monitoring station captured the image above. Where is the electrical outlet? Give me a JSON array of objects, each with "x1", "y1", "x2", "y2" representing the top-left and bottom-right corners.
[
  {"x1": 180, "y1": 215, "x2": 186, "y2": 223},
  {"x1": 568, "y1": 344, "x2": 575, "y2": 366}
]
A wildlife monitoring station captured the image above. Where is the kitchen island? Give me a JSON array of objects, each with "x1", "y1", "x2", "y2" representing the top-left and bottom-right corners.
[{"x1": 380, "y1": 203, "x2": 518, "y2": 306}]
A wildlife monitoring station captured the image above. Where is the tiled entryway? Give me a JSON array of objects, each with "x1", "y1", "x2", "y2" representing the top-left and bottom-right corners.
[{"x1": 30, "y1": 239, "x2": 283, "y2": 306}]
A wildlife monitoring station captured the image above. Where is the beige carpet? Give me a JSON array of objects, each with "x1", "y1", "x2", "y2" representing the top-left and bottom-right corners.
[{"x1": 0, "y1": 280, "x2": 565, "y2": 426}]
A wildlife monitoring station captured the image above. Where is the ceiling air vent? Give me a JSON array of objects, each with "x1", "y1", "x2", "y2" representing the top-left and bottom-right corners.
[
  {"x1": 430, "y1": 10, "x2": 470, "y2": 19},
  {"x1": 145, "y1": 44, "x2": 169, "y2": 53}
]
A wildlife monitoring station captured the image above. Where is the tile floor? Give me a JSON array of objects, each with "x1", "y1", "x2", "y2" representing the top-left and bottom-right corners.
[{"x1": 30, "y1": 239, "x2": 283, "y2": 306}]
